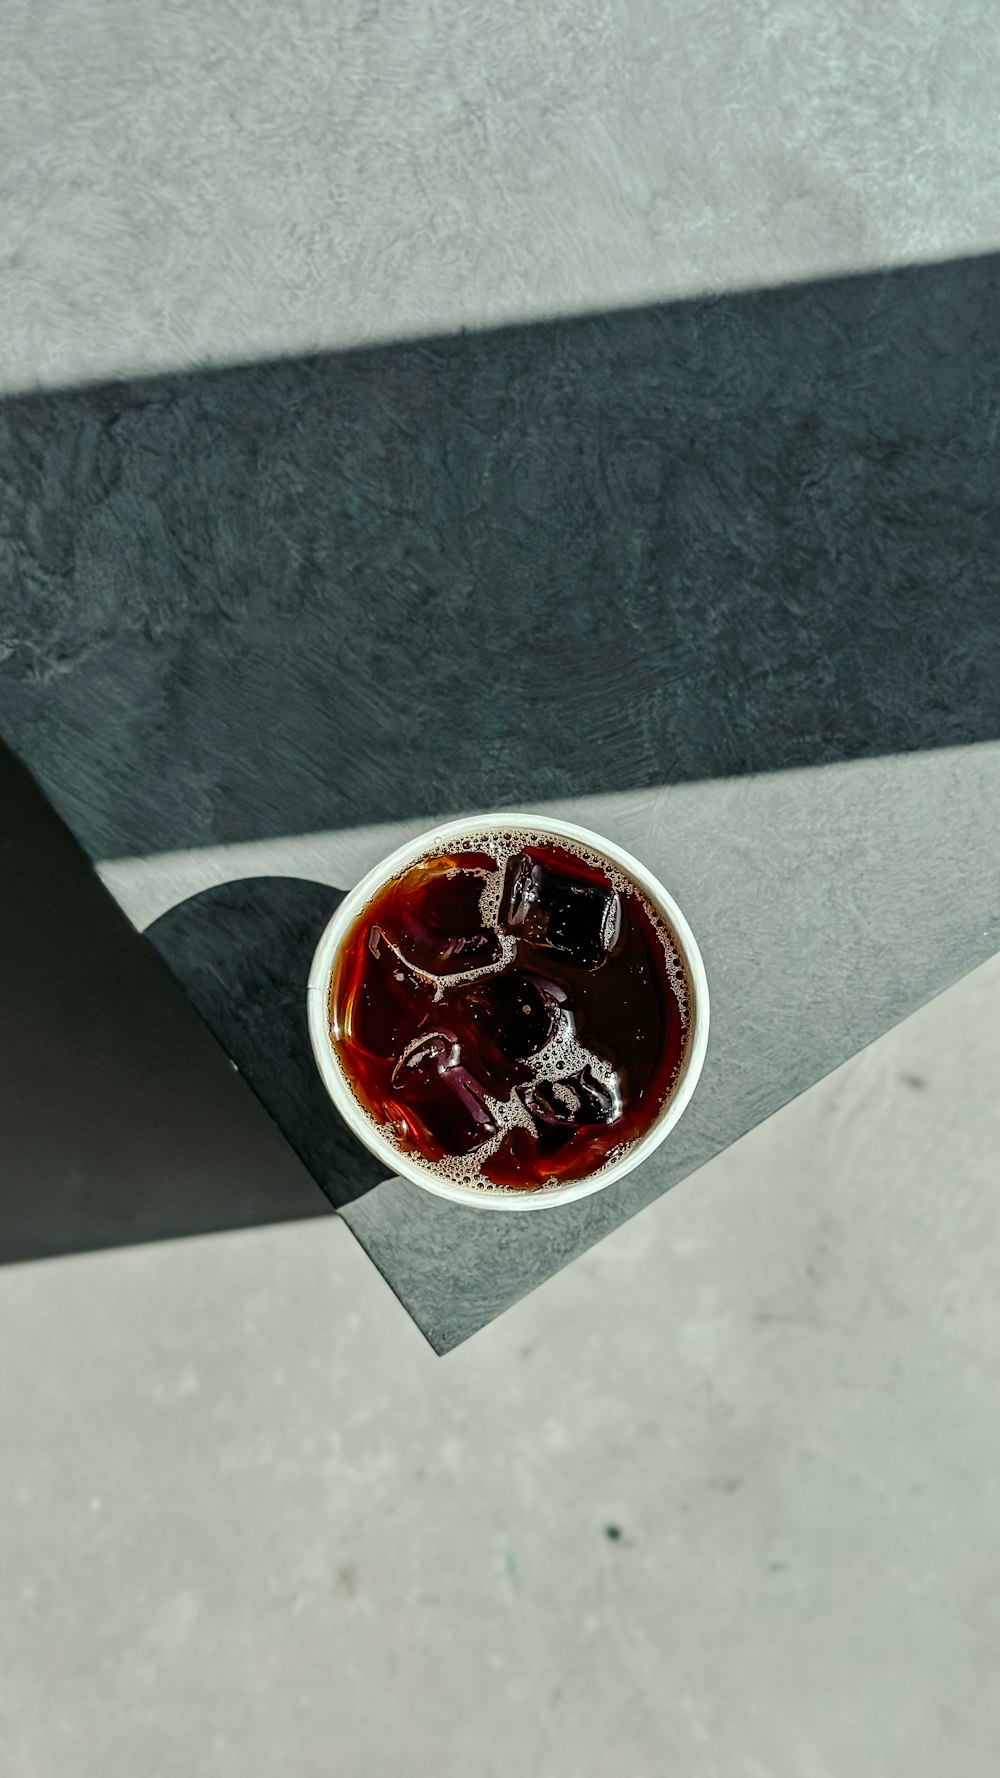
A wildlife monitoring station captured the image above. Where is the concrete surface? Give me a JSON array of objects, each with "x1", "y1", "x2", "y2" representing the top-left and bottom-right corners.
[
  {"x1": 8, "y1": 252, "x2": 1000, "y2": 869},
  {"x1": 122, "y1": 751, "x2": 1000, "y2": 1349},
  {"x1": 3, "y1": 0, "x2": 1000, "y2": 390},
  {"x1": 3, "y1": 0, "x2": 1000, "y2": 1766},
  {"x1": 2, "y1": 952, "x2": 999, "y2": 1777},
  {"x1": 5, "y1": 235, "x2": 1000, "y2": 1348}
]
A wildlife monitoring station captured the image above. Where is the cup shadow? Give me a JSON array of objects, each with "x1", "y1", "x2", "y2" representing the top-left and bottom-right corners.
[{"x1": 145, "y1": 876, "x2": 389, "y2": 1209}]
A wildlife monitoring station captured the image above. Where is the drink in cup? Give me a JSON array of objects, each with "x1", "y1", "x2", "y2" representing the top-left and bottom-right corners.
[{"x1": 308, "y1": 815, "x2": 708, "y2": 1210}]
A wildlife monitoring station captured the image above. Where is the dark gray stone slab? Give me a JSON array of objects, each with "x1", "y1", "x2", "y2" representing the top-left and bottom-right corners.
[
  {"x1": 107, "y1": 741, "x2": 1000, "y2": 1355},
  {"x1": 2, "y1": 256, "x2": 1000, "y2": 1347},
  {"x1": 336, "y1": 755, "x2": 1000, "y2": 1350},
  {"x1": 3, "y1": 255, "x2": 1000, "y2": 862}
]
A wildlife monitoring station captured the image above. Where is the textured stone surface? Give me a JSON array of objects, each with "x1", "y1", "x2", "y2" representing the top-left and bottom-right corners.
[
  {"x1": 97, "y1": 743, "x2": 1000, "y2": 1352},
  {"x1": 2, "y1": 952, "x2": 999, "y2": 1777},
  {"x1": 4, "y1": 0, "x2": 1000, "y2": 1761},
  {"x1": 341, "y1": 753, "x2": 1000, "y2": 1348},
  {"x1": 3, "y1": 0, "x2": 1000, "y2": 1354},
  {"x1": 3, "y1": 254, "x2": 1000, "y2": 863},
  {"x1": 3, "y1": 253, "x2": 1000, "y2": 1346},
  {"x1": 3, "y1": 0, "x2": 1000, "y2": 391}
]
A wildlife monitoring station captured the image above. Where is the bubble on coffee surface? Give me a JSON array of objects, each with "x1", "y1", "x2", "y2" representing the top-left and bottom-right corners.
[{"x1": 332, "y1": 829, "x2": 691, "y2": 1192}]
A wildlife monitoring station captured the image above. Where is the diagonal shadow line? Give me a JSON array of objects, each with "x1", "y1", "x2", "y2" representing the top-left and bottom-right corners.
[{"x1": 1, "y1": 251, "x2": 999, "y2": 866}]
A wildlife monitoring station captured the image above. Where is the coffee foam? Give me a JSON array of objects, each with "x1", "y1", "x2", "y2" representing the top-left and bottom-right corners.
[{"x1": 333, "y1": 829, "x2": 692, "y2": 1194}]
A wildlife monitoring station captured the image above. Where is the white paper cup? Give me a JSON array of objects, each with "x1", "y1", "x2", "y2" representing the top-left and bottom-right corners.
[{"x1": 307, "y1": 813, "x2": 709, "y2": 1211}]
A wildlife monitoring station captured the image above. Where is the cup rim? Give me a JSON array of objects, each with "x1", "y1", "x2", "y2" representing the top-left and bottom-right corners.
[{"x1": 306, "y1": 812, "x2": 710, "y2": 1211}]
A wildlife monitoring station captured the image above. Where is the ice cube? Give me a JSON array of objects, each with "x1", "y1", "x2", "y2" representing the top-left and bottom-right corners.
[
  {"x1": 390, "y1": 1029, "x2": 499, "y2": 1155},
  {"x1": 521, "y1": 1065, "x2": 620, "y2": 1133},
  {"x1": 459, "y1": 970, "x2": 567, "y2": 1061},
  {"x1": 394, "y1": 868, "x2": 501, "y2": 977},
  {"x1": 350, "y1": 925, "x2": 437, "y2": 1057},
  {"x1": 499, "y1": 853, "x2": 621, "y2": 967}
]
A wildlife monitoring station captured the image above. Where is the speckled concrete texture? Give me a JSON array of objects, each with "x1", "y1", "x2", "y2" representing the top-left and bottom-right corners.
[
  {"x1": 5, "y1": 232, "x2": 999, "y2": 1346},
  {"x1": 338, "y1": 754, "x2": 1000, "y2": 1348},
  {"x1": 3, "y1": 0, "x2": 1000, "y2": 390},
  {"x1": 3, "y1": 0, "x2": 1000, "y2": 1761},
  {"x1": 2, "y1": 953, "x2": 999, "y2": 1777},
  {"x1": 115, "y1": 749, "x2": 1000, "y2": 1351},
  {"x1": 3, "y1": 255, "x2": 1000, "y2": 861}
]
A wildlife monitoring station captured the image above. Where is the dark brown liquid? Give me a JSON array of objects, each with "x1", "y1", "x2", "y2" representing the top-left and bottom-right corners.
[{"x1": 328, "y1": 838, "x2": 688, "y2": 1190}]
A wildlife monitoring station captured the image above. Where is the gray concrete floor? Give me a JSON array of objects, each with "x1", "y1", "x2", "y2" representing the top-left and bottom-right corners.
[
  {"x1": 4, "y1": 0, "x2": 1000, "y2": 1769},
  {"x1": 2, "y1": 956, "x2": 999, "y2": 1776},
  {"x1": 4, "y1": 0, "x2": 1000, "y2": 392}
]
